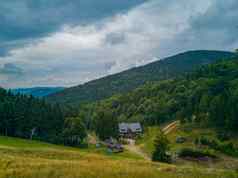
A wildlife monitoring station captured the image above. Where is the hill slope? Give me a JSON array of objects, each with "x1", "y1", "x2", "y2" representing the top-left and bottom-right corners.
[
  {"x1": 0, "y1": 136, "x2": 236, "y2": 178},
  {"x1": 12, "y1": 87, "x2": 65, "y2": 97},
  {"x1": 90, "y1": 56, "x2": 238, "y2": 134},
  {"x1": 47, "y1": 50, "x2": 234, "y2": 105}
]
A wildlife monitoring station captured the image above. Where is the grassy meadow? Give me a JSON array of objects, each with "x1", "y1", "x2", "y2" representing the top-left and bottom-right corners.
[
  {"x1": 137, "y1": 124, "x2": 238, "y2": 171},
  {"x1": 0, "y1": 136, "x2": 238, "y2": 178}
]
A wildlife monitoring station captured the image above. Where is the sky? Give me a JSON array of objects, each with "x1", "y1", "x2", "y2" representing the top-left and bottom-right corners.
[{"x1": 0, "y1": 0, "x2": 237, "y2": 88}]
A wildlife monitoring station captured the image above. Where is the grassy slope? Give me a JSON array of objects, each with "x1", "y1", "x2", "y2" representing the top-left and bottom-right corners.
[
  {"x1": 137, "y1": 124, "x2": 238, "y2": 171},
  {"x1": 0, "y1": 136, "x2": 237, "y2": 178},
  {"x1": 0, "y1": 136, "x2": 141, "y2": 160}
]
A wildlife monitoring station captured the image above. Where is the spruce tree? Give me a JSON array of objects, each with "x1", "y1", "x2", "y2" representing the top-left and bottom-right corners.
[{"x1": 152, "y1": 130, "x2": 171, "y2": 163}]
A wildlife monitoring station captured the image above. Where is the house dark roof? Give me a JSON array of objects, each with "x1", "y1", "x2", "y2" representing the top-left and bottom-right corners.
[{"x1": 119, "y1": 122, "x2": 142, "y2": 133}]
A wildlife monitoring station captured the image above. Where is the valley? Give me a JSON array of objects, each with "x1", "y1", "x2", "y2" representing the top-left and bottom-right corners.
[
  {"x1": 11, "y1": 87, "x2": 65, "y2": 97},
  {"x1": 1, "y1": 1, "x2": 238, "y2": 177},
  {"x1": 1, "y1": 51, "x2": 238, "y2": 178}
]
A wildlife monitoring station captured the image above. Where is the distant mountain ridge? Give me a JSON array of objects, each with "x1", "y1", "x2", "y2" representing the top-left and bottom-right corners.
[
  {"x1": 47, "y1": 50, "x2": 234, "y2": 105},
  {"x1": 12, "y1": 87, "x2": 65, "y2": 97}
]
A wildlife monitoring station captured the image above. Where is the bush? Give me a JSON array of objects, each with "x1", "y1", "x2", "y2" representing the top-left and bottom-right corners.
[
  {"x1": 199, "y1": 136, "x2": 210, "y2": 145},
  {"x1": 217, "y1": 132, "x2": 231, "y2": 141},
  {"x1": 152, "y1": 130, "x2": 171, "y2": 163},
  {"x1": 199, "y1": 136, "x2": 219, "y2": 148},
  {"x1": 197, "y1": 136, "x2": 238, "y2": 157},
  {"x1": 178, "y1": 148, "x2": 217, "y2": 159},
  {"x1": 218, "y1": 142, "x2": 238, "y2": 157}
]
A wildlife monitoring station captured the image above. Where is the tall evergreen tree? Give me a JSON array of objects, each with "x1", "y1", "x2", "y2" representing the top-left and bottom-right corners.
[
  {"x1": 63, "y1": 117, "x2": 87, "y2": 146},
  {"x1": 93, "y1": 107, "x2": 118, "y2": 140},
  {"x1": 152, "y1": 130, "x2": 171, "y2": 163},
  {"x1": 0, "y1": 88, "x2": 66, "y2": 143}
]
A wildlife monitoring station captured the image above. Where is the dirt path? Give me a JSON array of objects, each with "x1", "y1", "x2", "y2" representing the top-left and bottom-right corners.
[
  {"x1": 124, "y1": 139, "x2": 151, "y2": 161},
  {"x1": 124, "y1": 121, "x2": 179, "y2": 161}
]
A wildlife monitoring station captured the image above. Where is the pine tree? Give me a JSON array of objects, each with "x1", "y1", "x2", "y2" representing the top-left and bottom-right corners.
[
  {"x1": 63, "y1": 117, "x2": 87, "y2": 146},
  {"x1": 152, "y1": 130, "x2": 171, "y2": 163},
  {"x1": 0, "y1": 88, "x2": 65, "y2": 143},
  {"x1": 93, "y1": 107, "x2": 118, "y2": 140}
]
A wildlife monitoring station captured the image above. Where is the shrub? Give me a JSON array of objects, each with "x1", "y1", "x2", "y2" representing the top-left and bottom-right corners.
[
  {"x1": 199, "y1": 136, "x2": 210, "y2": 145},
  {"x1": 152, "y1": 130, "x2": 171, "y2": 163},
  {"x1": 218, "y1": 142, "x2": 238, "y2": 157},
  {"x1": 197, "y1": 136, "x2": 238, "y2": 157},
  {"x1": 178, "y1": 148, "x2": 217, "y2": 159},
  {"x1": 217, "y1": 132, "x2": 231, "y2": 141}
]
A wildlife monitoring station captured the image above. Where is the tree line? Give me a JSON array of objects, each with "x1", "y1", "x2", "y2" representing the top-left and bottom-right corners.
[{"x1": 0, "y1": 89, "x2": 86, "y2": 145}]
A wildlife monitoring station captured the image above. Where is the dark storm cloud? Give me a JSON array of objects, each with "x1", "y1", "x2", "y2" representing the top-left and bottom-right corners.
[
  {"x1": 0, "y1": 0, "x2": 146, "y2": 44},
  {"x1": 1, "y1": 0, "x2": 238, "y2": 88}
]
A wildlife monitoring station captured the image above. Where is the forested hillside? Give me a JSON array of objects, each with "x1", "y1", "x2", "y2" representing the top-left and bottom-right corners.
[
  {"x1": 47, "y1": 50, "x2": 234, "y2": 106},
  {"x1": 0, "y1": 89, "x2": 64, "y2": 142},
  {"x1": 88, "y1": 56, "x2": 238, "y2": 138}
]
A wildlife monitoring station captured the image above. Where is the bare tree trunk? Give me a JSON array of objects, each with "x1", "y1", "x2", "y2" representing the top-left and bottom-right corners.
[{"x1": 30, "y1": 127, "x2": 36, "y2": 140}]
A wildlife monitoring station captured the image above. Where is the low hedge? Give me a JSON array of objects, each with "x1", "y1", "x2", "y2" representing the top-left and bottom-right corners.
[
  {"x1": 178, "y1": 148, "x2": 217, "y2": 159},
  {"x1": 196, "y1": 136, "x2": 238, "y2": 157}
]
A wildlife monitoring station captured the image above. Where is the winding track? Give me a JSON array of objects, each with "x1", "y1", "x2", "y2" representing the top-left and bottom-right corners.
[
  {"x1": 124, "y1": 139, "x2": 151, "y2": 161},
  {"x1": 124, "y1": 120, "x2": 180, "y2": 161}
]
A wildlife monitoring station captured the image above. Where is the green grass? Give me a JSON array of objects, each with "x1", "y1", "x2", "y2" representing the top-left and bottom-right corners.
[
  {"x1": 0, "y1": 136, "x2": 237, "y2": 178},
  {"x1": 136, "y1": 126, "x2": 160, "y2": 156},
  {"x1": 0, "y1": 136, "x2": 67, "y2": 149},
  {"x1": 165, "y1": 123, "x2": 237, "y2": 155},
  {"x1": 136, "y1": 124, "x2": 238, "y2": 170},
  {"x1": 0, "y1": 136, "x2": 142, "y2": 160}
]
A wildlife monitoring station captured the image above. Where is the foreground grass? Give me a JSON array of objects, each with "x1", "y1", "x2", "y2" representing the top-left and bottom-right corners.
[{"x1": 0, "y1": 136, "x2": 237, "y2": 178}]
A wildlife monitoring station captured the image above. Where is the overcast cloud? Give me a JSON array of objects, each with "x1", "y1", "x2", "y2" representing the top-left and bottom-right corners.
[{"x1": 0, "y1": 0, "x2": 237, "y2": 88}]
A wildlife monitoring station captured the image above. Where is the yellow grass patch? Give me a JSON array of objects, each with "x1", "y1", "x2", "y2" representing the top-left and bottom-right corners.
[{"x1": 0, "y1": 136, "x2": 237, "y2": 178}]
